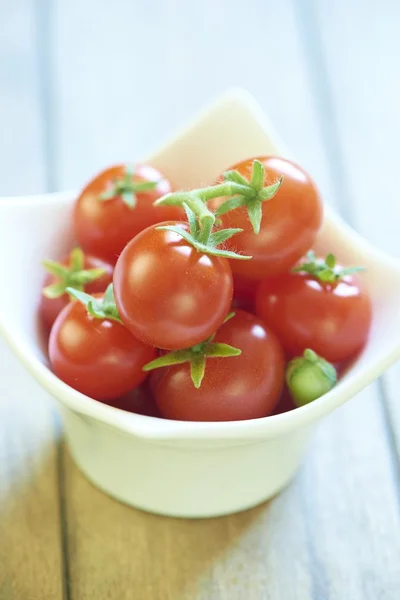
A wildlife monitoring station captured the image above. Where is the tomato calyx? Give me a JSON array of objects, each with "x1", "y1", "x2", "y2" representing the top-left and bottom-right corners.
[
  {"x1": 143, "y1": 313, "x2": 241, "y2": 388},
  {"x1": 286, "y1": 349, "x2": 337, "y2": 407},
  {"x1": 155, "y1": 159, "x2": 282, "y2": 235},
  {"x1": 42, "y1": 247, "x2": 107, "y2": 299},
  {"x1": 292, "y1": 251, "x2": 365, "y2": 283},
  {"x1": 156, "y1": 202, "x2": 252, "y2": 260},
  {"x1": 99, "y1": 165, "x2": 159, "y2": 208},
  {"x1": 67, "y1": 283, "x2": 123, "y2": 324}
]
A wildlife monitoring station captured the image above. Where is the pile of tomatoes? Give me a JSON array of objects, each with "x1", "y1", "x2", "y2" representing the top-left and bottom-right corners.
[{"x1": 39, "y1": 157, "x2": 372, "y2": 422}]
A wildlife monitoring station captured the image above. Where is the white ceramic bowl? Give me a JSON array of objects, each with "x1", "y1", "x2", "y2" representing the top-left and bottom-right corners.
[{"x1": 1, "y1": 90, "x2": 400, "y2": 518}]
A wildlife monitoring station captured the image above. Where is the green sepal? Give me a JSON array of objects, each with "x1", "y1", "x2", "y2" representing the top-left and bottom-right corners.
[
  {"x1": 190, "y1": 355, "x2": 206, "y2": 388},
  {"x1": 183, "y1": 202, "x2": 200, "y2": 238},
  {"x1": 98, "y1": 165, "x2": 159, "y2": 209},
  {"x1": 70, "y1": 247, "x2": 85, "y2": 271},
  {"x1": 223, "y1": 170, "x2": 250, "y2": 186},
  {"x1": 143, "y1": 314, "x2": 241, "y2": 388},
  {"x1": 121, "y1": 191, "x2": 135, "y2": 208},
  {"x1": 66, "y1": 284, "x2": 123, "y2": 324},
  {"x1": 203, "y1": 343, "x2": 241, "y2": 358},
  {"x1": 247, "y1": 201, "x2": 262, "y2": 235},
  {"x1": 224, "y1": 163, "x2": 283, "y2": 233},
  {"x1": 293, "y1": 251, "x2": 365, "y2": 283},
  {"x1": 250, "y1": 159, "x2": 265, "y2": 191},
  {"x1": 258, "y1": 177, "x2": 283, "y2": 201},
  {"x1": 286, "y1": 348, "x2": 337, "y2": 407},
  {"x1": 143, "y1": 350, "x2": 194, "y2": 372},
  {"x1": 42, "y1": 248, "x2": 106, "y2": 299},
  {"x1": 155, "y1": 225, "x2": 252, "y2": 260},
  {"x1": 155, "y1": 159, "x2": 283, "y2": 239},
  {"x1": 214, "y1": 195, "x2": 246, "y2": 217},
  {"x1": 42, "y1": 282, "x2": 67, "y2": 299},
  {"x1": 42, "y1": 260, "x2": 69, "y2": 280},
  {"x1": 71, "y1": 268, "x2": 107, "y2": 286},
  {"x1": 208, "y1": 228, "x2": 243, "y2": 246}
]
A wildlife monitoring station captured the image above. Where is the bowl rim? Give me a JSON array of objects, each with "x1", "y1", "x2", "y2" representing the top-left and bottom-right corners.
[{"x1": 1, "y1": 90, "x2": 400, "y2": 442}]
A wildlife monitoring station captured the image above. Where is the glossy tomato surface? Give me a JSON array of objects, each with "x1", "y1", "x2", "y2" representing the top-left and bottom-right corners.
[
  {"x1": 153, "y1": 310, "x2": 285, "y2": 421},
  {"x1": 255, "y1": 271, "x2": 372, "y2": 363},
  {"x1": 113, "y1": 222, "x2": 233, "y2": 350},
  {"x1": 215, "y1": 157, "x2": 323, "y2": 280},
  {"x1": 49, "y1": 298, "x2": 156, "y2": 400},
  {"x1": 74, "y1": 164, "x2": 183, "y2": 263},
  {"x1": 39, "y1": 254, "x2": 113, "y2": 331}
]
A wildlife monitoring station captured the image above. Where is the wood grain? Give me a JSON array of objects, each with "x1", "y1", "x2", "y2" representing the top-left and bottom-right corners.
[
  {"x1": 51, "y1": 1, "x2": 400, "y2": 599},
  {"x1": 0, "y1": 1, "x2": 64, "y2": 599},
  {"x1": 1, "y1": 0, "x2": 399, "y2": 598},
  {"x1": 64, "y1": 448, "x2": 314, "y2": 600},
  {"x1": 309, "y1": 0, "x2": 400, "y2": 460},
  {"x1": 52, "y1": 1, "x2": 324, "y2": 598}
]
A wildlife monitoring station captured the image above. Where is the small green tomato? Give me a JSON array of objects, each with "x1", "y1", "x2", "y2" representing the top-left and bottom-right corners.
[{"x1": 286, "y1": 349, "x2": 337, "y2": 407}]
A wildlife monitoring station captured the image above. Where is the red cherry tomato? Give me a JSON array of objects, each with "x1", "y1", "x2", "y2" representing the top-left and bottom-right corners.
[
  {"x1": 39, "y1": 254, "x2": 113, "y2": 331},
  {"x1": 113, "y1": 222, "x2": 233, "y2": 350},
  {"x1": 232, "y1": 272, "x2": 257, "y2": 311},
  {"x1": 74, "y1": 164, "x2": 183, "y2": 263},
  {"x1": 215, "y1": 157, "x2": 323, "y2": 280},
  {"x1": 255, "y1": 271, "x2": 372, "y2": 363},
  {"x1": 49, "y1": 298, "x2": 156, "y2": 400},
  {"x1": 152, "y1": 310, "x2": 285, "y2": 421},
  {"x1": 104, "y1": 383, "x2": 161, "y2": 417}
]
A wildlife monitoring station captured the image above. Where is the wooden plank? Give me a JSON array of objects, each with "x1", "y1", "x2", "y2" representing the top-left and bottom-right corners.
[
  {"x1": 0, "y1": 1, "x2": 64, "y2": 598},
  {"x1": 295, "y1": 1, "x2": 400, "y2": 597},
  {"x1": 52, "y1": 0, "x2": 400, "y2": 598},
  {"x1": 64, "y1": 449, "x2": 313, "y2": 600},
  {"x1": 52, "y1": 0, "x2": 332, "y2": 196},
  {"x1": 307, "y1": 0, "x2": 400, "y2": 459},
  {"x1": 53, "y1": 1, "x2": 320, "y2": 598}
]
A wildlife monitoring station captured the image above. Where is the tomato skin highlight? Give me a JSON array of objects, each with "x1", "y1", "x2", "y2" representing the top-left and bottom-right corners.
[
  {"x1": 215, "y1": 156, "x2": 323, "y2": 280},
  {"x1": 113, "y1": 222, "x2": 234, "y2": 351},
  {"x1": 39, "y1": 254, "x2": 113, "y2": 331},
  {"x1": 49, "y1": 299, "x2": 156, "y2": 400},
  {"x1": 74, "y1": 164, "x2": 183, "y2": 264},
  {"x1": 255, "y1": 271, "x2": 372, "y2": 363},
  {"x1": 152, "y1": 310, "x2": 285, "y2": 422}
]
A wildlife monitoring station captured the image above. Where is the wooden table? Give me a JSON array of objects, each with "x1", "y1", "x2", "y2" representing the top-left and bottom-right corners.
[{"x1": 1, "y1": 1, "x2": 400, "y2": 598}]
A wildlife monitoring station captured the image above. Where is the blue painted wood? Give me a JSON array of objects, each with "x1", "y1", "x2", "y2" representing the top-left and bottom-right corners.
[
  {"x1": 1, "y1": 0, "x2": 400, "y2": 597},
  {"x1": 0, "y1": 1, "x2": 64, "y2": 598},
  {"x1": 51, "y1": 1, "x2": 400, "y2": 599}
]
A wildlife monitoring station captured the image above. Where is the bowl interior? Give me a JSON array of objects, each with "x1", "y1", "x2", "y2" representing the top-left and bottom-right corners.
[{"x1": 1, "y1": 89, "x2": 400, "y2": 440}]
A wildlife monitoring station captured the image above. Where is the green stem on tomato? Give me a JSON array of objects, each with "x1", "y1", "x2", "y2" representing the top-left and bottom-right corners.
[
  {"x1": 66, "y1": 284, "x2": 123, "y2": 324},
  {"x1": 155, "y1": 198, "x2": 251, "y2": 260},
  {"x1": 286, "y1": 349, "x2": 337, "y2": 407},
  {"x1": 293, "y1": 251, "x2": 365, "y2": 283},
  {"x1": 42, "y1": 247, "x2": 106, "y2": 299},
  {"x1": 155, "y1": 159, "x2": 283, "y2": 235},
  {"x1": 154, "y1": 182, "x2": 250, "y2": 207},
  {"x1": 99, "y1": 165, "x2": 159, "y2": 209},
  {"x1": 143, "y1": 313, "x2": 241, "y2": 388}
]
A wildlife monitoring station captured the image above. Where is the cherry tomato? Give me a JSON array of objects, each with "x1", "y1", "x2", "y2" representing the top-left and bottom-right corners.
[
  {"x1": 113, "y1": 222, "x2": 233, "y2": 350},
  {"x1": 104, "y1": 383, "x2": 161, "y2": 417},
  {"x1": 74, "y1": 164, "x2": 183, "y2": 263},
  {"x1": 232, "y1": 272, "x2": 257, "y2": 311},
  {"x1": 272, "y1": 386, "x2": 297, "y2": 415},
  {"x1": 39, "y1": 254, "x2": 113, "y2": 331},
  {"x1": 152, "y1": 310, "x2": 285, "y2": 421},
  {"x1": 255, "y1": 271, "x2": 372, "y2": 363},
  {"x1": 215, "y1": 157, "x2": 323, "y2": 280},
  {"x1": 49, "y1": 297, "x2": 156, "y2": 400}
]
